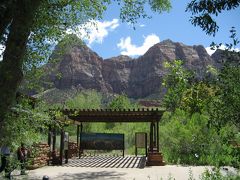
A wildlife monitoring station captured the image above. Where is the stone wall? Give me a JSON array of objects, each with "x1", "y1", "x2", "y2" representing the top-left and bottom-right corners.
[
  {"x1": 27, "y1": 143, "x2": 50, "y2": 170},
  {"x1": 68, "y1": 142, "x2": 79, "y2": 158}
]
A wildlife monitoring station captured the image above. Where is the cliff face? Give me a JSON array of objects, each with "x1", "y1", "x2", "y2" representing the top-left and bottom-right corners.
[{"x1": 45, "y1": 38, "x2": 216, "y2": 99}]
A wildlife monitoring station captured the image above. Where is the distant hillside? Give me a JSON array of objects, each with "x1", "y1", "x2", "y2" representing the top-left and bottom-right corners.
[{"x1": 31, "y1": 35, "x2": 234, "y2": 104}]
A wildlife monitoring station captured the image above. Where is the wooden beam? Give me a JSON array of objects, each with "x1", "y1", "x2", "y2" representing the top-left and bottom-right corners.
[{"x1": 68, "y1": 115, "x2": 160, "y2": 123}]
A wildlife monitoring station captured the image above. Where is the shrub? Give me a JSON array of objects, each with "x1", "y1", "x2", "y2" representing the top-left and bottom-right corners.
[{"x1": 160, "y1": 109, "x2": 239, "y2": 166}]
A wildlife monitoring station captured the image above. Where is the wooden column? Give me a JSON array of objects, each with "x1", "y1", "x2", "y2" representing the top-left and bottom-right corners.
[
  {"x1": 153, "y1": 123, "x2": 156, "y2": 147},
  {"x1": 145, "y1": 133, "x2": 148, "y2": 157},
  {"x1": 150, "y1": 122, "x2": 154, "y2": 152},
  {"x1": 79, "y1": 123, "x2": 83, "y2": 158},
  {"x1": 157, "y1": 121, "x2": 159, "y2": 152},
  {"x1": 77, "y1": 125, "x2": 80, "y2": 147},
  {"x1": 47, "y1": 126, "x2": 51, "y2": 147},
  {"x1": 52, "y1": 128, "x2": 56, "y2": 151},
  {"x1": 60, "y1": 129, "x2": 64, "y2": 165}
]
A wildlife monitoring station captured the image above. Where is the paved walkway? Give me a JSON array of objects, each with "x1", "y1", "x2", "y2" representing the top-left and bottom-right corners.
[
  {"x1": 2, "y1": 156, "x2": 238, "y2": 180},
  {"x1": 8, "y1": 165, "x2": 212, "y2": 180}
]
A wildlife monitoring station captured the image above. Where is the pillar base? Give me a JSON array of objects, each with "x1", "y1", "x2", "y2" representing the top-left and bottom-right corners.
[{"x1": 146, "y1": 151, "x2": 165, "y2": 166}]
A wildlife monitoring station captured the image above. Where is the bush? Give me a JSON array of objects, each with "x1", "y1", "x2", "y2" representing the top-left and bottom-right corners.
[{"x1": 160, "y1": 109, "x2": 239, "y2": 166}]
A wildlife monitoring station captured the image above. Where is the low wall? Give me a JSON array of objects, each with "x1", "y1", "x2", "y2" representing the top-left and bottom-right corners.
[
  {"x1": 68, "y1": 142, "x2": 79, "y2": 158},
  {"x1": 27, "y1": 143, "x2": 50, "y2": 170}
]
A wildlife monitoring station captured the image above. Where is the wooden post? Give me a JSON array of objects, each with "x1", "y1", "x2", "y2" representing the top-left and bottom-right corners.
[
  {"x1": 150, "y1": 122, "x2": 154, "y2": 152},
  {"x1": 47, "y1": 126, "x2": 51, "y2": 147},
  {"x1": 52, "y1": 128, "x2": 56, "y2": 151},
  {"x1": 79, "y1": 123, "x2": 83, "y2": 158},
  {"x1": 135, "y1": 133, "x2": 137, "y2": 156},
  {"x1": 153, "y1": 123, "x2": 156, "y2": 147},
  {"x1": 145, "y1": 133, "x2": 148, "y2": 157},
  {"x1": 157, "y1": 121, "x2": 159, "y2": 152},
  {"x1": 123, "y1": 134, "x2": 125, "y2": 157},
  {"x1": 60, "y1": 129, "x2": 64, "y2": 165},
  {"x1": 77, "y1": 125, "x2": 80, "y2": 147}
]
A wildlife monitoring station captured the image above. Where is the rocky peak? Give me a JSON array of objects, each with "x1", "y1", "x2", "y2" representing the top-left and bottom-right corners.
[
  {"x1": 211, "y1": 49, "x2": 240, "y2": 68},
  {"x1": 105, "y1": 55, "x2": 133, "y2": 62},
  {"x1": 43, "y1": 37, "x2": 218, "y2": 99}
]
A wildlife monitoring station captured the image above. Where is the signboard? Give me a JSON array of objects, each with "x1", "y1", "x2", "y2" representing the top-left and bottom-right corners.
[
  {"x1": 135, "y1": 132, "x2": 147, "y2": 148},
  {"x1": 64, "y1": 132, "x2": 69, "y2": 150},
  {"x1": 80, "y1": 133, "x2": 124, "y2": 150}
]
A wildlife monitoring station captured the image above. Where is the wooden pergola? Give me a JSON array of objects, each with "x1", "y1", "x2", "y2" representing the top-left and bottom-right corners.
[{"x1": 49, "y1": 108, "x2": 165, "y2": 166}]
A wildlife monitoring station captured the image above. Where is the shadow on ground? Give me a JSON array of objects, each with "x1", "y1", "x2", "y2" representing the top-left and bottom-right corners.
[
  {"x1": 64, "y1": 156, "x2": 146, "y2": 169},
  {"x1": 25, "y1": 170, "x2": 126, "y2": 180}
]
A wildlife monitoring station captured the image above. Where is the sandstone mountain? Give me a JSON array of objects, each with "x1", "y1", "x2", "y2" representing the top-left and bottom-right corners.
[{"x1": 42, "y1": 36, "x2": 217, "y2": 99}]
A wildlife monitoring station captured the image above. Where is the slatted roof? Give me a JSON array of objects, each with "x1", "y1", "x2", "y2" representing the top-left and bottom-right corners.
[{"x1": 60, "y1": 108, "x2": 165, "y2": 123}]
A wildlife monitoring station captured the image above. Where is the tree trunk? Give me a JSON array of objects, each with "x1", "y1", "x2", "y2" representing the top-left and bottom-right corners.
[{"x1": 0, "y1": 0, "x2": 42, "y2": 135}]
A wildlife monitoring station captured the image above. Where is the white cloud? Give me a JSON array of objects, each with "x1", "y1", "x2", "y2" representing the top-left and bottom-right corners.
[
  {"x1": 139, "y1": 24, "x2": 145, "y2": 27},
  {"x1": 206, "y1": 45, "x2": 240, "y2": 55},
  {"x1": 0, "y1": 44, "x2": 5, "y2": 61},
  {"x1": 67, "y1": 19, "x2": 119, "y2": 46},
  {"x1": 117, "y1": 34, "x2": 160, "y2": 56}
]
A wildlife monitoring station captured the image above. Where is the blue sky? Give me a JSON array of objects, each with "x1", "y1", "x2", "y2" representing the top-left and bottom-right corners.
[
  {"x1": 75, "y1": 0, "x2": 240, "y2": 59},
  {"x1": 0, "y1": 1, "x2": 239, "y2": 60}
]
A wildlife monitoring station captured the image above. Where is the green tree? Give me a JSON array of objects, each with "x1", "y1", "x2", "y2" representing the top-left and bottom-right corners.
[
  {"x1": 209, "y1": 65, "x2": 240, "y2": 129},
  {"x1": 65, "y1": 90, "x2": 102, "y2": 132},
  {"x1": 0, "y1": 98, "x2": 50, "y2": 149},
  {"x1": 160, "y1": 109, "x2": 239, "y2": 166},
  {"x1": 162, "y1": 60, "x2": 191, "y2": 112},
  {"x1": 106, "y1": 94, "x2": 139, "y2": 129},
  {"x1": 65, "y1": 90, "x2": 102, "y2": 109},
  {"x1": 108, "y1": 94, "x2": 137, "y2": 110},
  {"x1": 206, "y1": 28, "x2": 240, "y2": 129},
  {"x1": 0, "y1": 0, "x2": 171, "y2": 133},
  {"x1": 181, "y1": 82, "x2": 217, "y2": 114}
]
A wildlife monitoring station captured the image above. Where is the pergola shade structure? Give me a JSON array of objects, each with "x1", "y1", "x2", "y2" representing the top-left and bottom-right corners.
[
  {"x1": 62, "y1": 108, "x2": 163, "y2": 123},
  {"x1": 50, "y1": 108, "x2": 165, "y2": 166}
]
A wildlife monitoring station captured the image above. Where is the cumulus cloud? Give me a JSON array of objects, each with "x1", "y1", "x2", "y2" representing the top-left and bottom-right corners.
[
  {"x1": 67, "y1": 19, "x2": 119, "y2": 46},
  {"x1": 206, "y1": 44, "x2": 240, "y2": 55},
  {"x1": 0, "y1": 44, "x2": 5, "y2": 61},
  {"x1": 117, "y1": 34, "x2": 160, "y2": 56}
]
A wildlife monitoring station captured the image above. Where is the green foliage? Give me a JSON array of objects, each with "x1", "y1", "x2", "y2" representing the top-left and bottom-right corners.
[
  {"x1": 0, "y1": 99, "x2": 51, "y2": 150},
  {"x1": 160, "y1": 109, "x2": 239, "y2": 166},
  {"x1": 64, "y1": 90, "x2": 102, "y2": 133},
  {"x1": 108, "y1": 94, "x2": 139, "y2": 110},
  {"x1": 209, "y1": 64, "x2": 240, "y2": 129},
  {"x1": 106, "y1": 94, "x2": 139, "y2": 129},
  {"x1": 118, "y1": 0, "x2": 171, "y2": 26},
  {"x1": 65, "y1": 90, "x2": 102, "y2": 109},
  {"x1": 162, "y1": 60, "x2": 191, "y2": 111},
  {"x1": 181, "y1": 82, "x2": 217, "y2": 114},
  {"x1": 186, "y1": 0, "x2": 240, "y2": 36}
]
